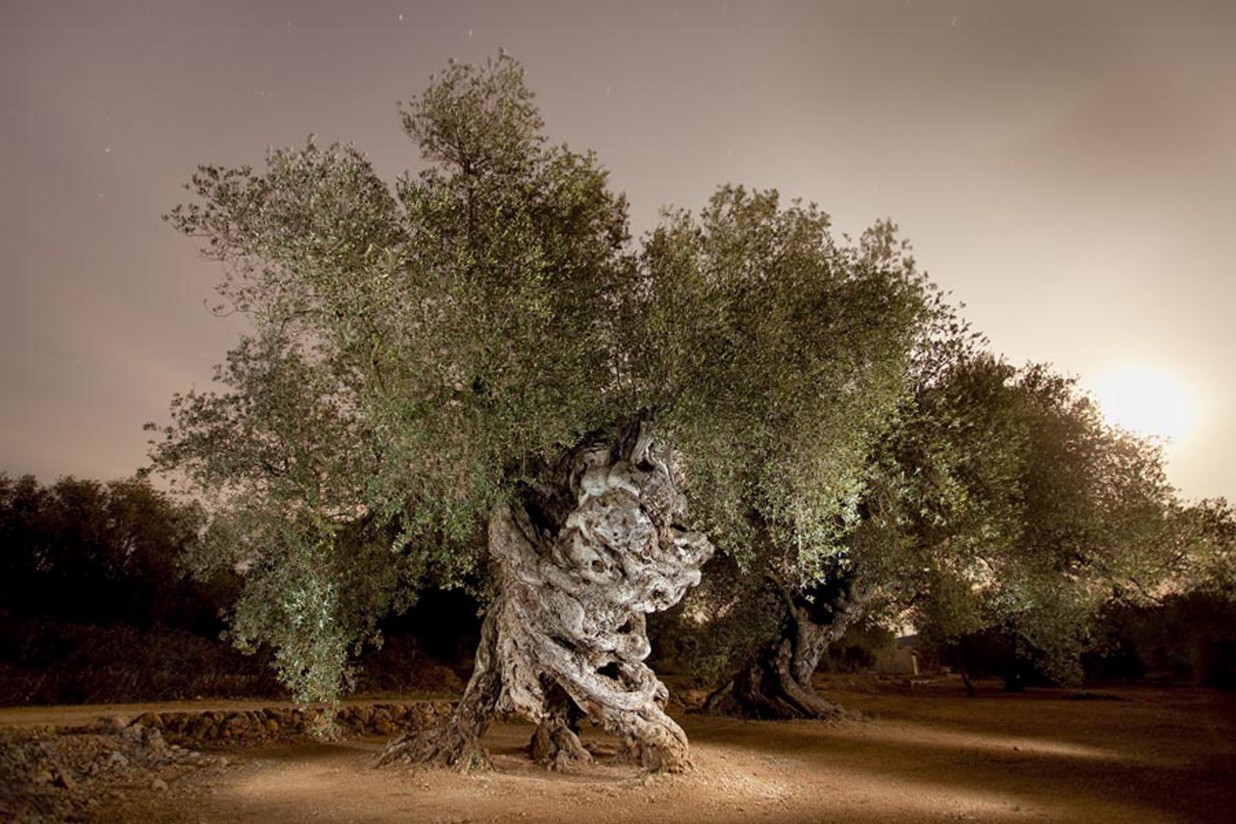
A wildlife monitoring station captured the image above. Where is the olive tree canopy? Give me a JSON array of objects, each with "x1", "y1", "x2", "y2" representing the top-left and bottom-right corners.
[{"x1": 153, "y1": 54, "x2": 933, "y2": 771}]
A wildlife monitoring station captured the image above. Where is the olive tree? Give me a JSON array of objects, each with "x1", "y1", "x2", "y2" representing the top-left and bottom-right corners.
[
  {"x1": 836, "y1": 355, "x2": 1175, "y2": 692},
  {"x1": 153, "y1": 55, "x2": 932, "y2": 771},
  {"x1": 680, "y1": 297, "x2": 977, "y2": 718},
  {"x1": 639, "y1": 191, "x2": 937, "y2": 719}
]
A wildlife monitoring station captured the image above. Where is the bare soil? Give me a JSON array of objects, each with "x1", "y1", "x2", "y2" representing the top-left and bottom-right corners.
[{"x1": 3, "y1": 677, "x2": 1233, "y2": 823}]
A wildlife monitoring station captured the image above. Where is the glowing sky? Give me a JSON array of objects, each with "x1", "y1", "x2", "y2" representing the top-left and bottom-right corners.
[{"x1": 2, "y1": 0, "x2": 1233, "y2": 501}]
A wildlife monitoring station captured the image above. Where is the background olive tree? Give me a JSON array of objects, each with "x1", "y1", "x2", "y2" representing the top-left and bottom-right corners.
[
  {"x1": 878, "y1": 357, "x2": 1175, "y2": 689},
  {"x1": 1090, "y1": 497, "x2": 1236, "y2": 686}
]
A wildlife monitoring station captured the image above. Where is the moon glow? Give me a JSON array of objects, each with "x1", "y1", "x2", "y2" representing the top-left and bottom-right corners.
[{"x1": 1091, "y1": 364, "x2": 1199, "y2": 442}]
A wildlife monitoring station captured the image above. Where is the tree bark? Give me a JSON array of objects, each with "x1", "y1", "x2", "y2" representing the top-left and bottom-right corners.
[
  {"x1": 379, "y1": 423, "x2": 713, "y2": 772},
  {"x1": 705, "y1": 575, "x2": 866, "y2": 720},
  {"x1": 377, "y1": 594, "x2": 504, "y2": 770}
]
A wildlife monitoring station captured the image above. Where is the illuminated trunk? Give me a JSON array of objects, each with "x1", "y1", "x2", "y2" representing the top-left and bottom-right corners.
[{"x1": 379, "y1": 423, "x2": 713, "y2": 772}]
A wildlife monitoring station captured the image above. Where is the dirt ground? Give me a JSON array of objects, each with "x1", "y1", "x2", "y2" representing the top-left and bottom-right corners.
[{"x1": 3, "y1": 677, "x2": 1234, "y2": 824}]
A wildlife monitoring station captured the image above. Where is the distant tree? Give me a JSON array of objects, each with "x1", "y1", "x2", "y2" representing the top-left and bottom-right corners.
[
  {"x1": 153, "y1": 55, "x2": 932, "y2": 771},
  {"x1": 0, "y1": 474, "x2": 50, "y2": 621},
  {"x1": 1163, "y1": 498, "x2": 1236, "y2": 598},
  {"x1": 0, "y1": 474, "x2": 209, "y2": 628},
  {"x1": 1096, "y1": 497, "x2": 1236, "y2": 686}
]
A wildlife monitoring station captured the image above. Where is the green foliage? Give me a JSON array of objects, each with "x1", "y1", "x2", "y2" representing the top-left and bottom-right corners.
[
  {"x1": 153, "y1": 54, "x2": 939, "y2": 701},
  {"x1": 1089, "y1": 498, "x2": 1236, "y2": 687},
  {"x1": 638, "y1": 188, "x2": 932, "y2": 577},
  {"x1": 650, "y1": 227, "x2": 949, "y2": 681},
  {"x1": 1162, "y1": 498, "x2": 1236, "y2": 598},
  {"x1": 155, "y1": 55, "x2": 642, "y2": 699},
  {"x1": 855, "y1": 353, "x2": 1177, "y2": 685}
]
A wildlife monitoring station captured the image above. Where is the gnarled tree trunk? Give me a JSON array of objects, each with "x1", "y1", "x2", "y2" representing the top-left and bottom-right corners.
[
  {"x1": 705, "y1": 574, "x2": 866, "y2": 720},
  {"x1": 379, "y1": 423, "x2": 713, "y2": 773}
]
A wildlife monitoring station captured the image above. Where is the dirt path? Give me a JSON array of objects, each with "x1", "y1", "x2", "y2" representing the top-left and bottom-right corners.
[{"x1": 7, "y1": 681, "x2": 1235, "y2": 823}]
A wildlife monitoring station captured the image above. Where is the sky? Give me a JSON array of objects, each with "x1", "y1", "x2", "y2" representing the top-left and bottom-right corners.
[{"x1": 2, "y1": 0, "x2": 1233, "y2": 502}]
